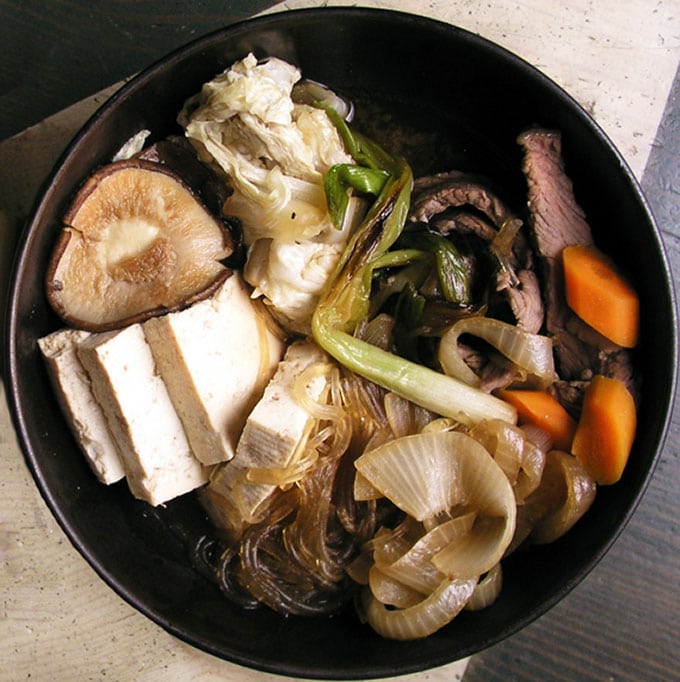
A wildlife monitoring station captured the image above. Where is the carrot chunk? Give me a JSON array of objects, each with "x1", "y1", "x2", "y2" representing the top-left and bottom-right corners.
[
  {"x1": 498, "y1": 389, "x2": 576, "y2": 451},
  {"x1": 571, "y1": 375, "x2": 636, "y2": 485},
  {"x1": 562, "y1": 244, "x2": 639, "y2": 348}
]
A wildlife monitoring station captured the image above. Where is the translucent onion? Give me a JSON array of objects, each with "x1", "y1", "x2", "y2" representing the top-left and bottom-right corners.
[
  {"x1": 356, "y1": 431, "x2": 516, "y2": 580},
  {"x1": 438, "y1": 316, "x2": 557, "y2": 389},
  {"x1": 345, "y1": 547, "x2": 373, "y2": 585},
  {"x1": 361, "y1": 577, "x2": 476, "y2": 640},
  {"x1": 368, "y1": 565, "x2": 424, "y2": 608},
  {"x1": 469, "y1": 419, "x2": 546, "y2": 503},
  {"x1": 356, "y1": 312, "x2": 395, "y2": 351},
  {"x1": 384, "y1": 392, "x2": 414, "y2": 438},
  {"x1": 383, "y1": 392, "x2": 434, "y2": 438},
  {"x1": 370, "y1": 519, "x2": 422, "y2": 564},
  {"x1": 514, "y1": 440, "x2": 547, "y2": 503},
  {"x1": 520, "y1": 422, "x2": 554, "y2": 454},
  {"x1": 421, "y1": 417, "x2": 461, "y2": 433},
  {"x1": 465, "y1": 563, "x2": 503, "y2": 611},
  {"x1": 353, "y1": 471, "x2": 382, "y2": 501},
  {"x1": 530, "y1": 451, "x2": 597, "y2": 545},
  {"x1": 433, "y1": 515, "x2": 511, "y2": 580},
  {"x1": 375, "y1": 513, "x2": 477, "y2": 595},
  {"x1": 355, "y1": 432, "x2": 465, "y2": 521},
  {"x1": 469, "y1": 420, "x2": 524, "y2": 484}
]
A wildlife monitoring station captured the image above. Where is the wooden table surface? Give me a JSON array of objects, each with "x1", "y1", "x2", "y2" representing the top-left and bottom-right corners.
[{"x1": 1, "y1": 2, "x2": 678, "y2": 681}]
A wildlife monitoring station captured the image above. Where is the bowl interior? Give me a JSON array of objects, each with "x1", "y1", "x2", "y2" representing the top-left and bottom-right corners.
[{"x1": 5, "y1": 8, "x2": 676, "y2": 680}]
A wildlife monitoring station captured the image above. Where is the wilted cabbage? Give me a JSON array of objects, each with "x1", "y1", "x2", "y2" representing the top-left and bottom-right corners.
[{"x1": 180, "y1": 53, "x2": 355, "y2": 332}]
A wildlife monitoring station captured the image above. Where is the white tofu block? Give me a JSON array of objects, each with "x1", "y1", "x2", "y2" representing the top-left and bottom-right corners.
[
  {"x1": 209, "y1": 340, "x2": 327, "y2": 522},
  {"x1": 143, "y1": 273, "x2": 285, "y2": 466},
  {"x1": 77, "y1": 324, "x2": 208, "y2": 506},
  {"x1": 38, "y1": 328, "x2": 125, "y2": 485}
]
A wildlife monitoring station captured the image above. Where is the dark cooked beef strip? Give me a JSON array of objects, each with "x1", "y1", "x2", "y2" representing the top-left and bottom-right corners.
[
  {"x1": 412, "y1": 169, "x2": 468, "y2": 194},
  {"x1": 478, "y1": 364, "x2": 522, "y2": 393},
  {"x1": 517, "y1": 128, "x2": 595, "y2": 376},
  {"x1": 452, "y1": 343, "x2": 521, "y2": 393},
  {"x1": 430, "y1": 208, "x2": 498, "y2": 242},
  {"x1": 548, "y1": 380, "x2": 589, "y2": 419},
  {"x1": 409, "y1": 173, "x2": 544, "y2": 333},
  {"x1": 600, "y1": 348, "x2": 637, "y2": 394},
  {"x1": 516, "y1": 129, "x2": 593, "y2": 257},
  {"x1": 503, "y1": 269, "x2": 544, "y2": 334},
  {"x1": 410, "y1": 174, "x2": 514, "y2": 227},
  {"x1": 518, "y1": 128, "x2": 600, "y2": 374},
  {"x1": 518, "y1": 127, "x2": 637, "y2": 400}
]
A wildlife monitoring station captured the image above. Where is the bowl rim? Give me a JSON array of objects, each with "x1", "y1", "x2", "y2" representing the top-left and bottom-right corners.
[{"x1": 4, "y1": 6, "x2": 678, "y2": 679}]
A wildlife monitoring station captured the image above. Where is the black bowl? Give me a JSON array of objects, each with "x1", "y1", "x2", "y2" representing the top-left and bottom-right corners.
[{"x1": 4, "y1": 8, "x2": 677, "y2": 680}]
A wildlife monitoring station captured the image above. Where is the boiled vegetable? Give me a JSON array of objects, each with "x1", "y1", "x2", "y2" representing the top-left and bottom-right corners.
[
  {"x1": 325, "y1": 164, "x2": 389, "y2": 228},
  {"x1": 46, "y1": 159, "x2": 233, "y2": 331},
  {"x1": 468, "y1": 418, "x2": 546, "y2": 503},
  {"x1": 497, "y1": 389, "x2": 576, "y2": 451},
  {"x1": 529, "y1": 450, "x2": 597, "y2": 544},
  {"x1": 439, "y1": 317, "x2": 556, "y2": 389},
  {"x1": 361, "y1": 576, "x2": 476, "y2": 640},
  {"x1": 355, "y1": 431, "x2": 517, "y2": 578},
  {"x1": 312, "y1": 141, "x2": 516, "y2": 425},
  {"x1": 571, "y1": 374, "x2": 636, "y2": 485},
  {"x1": 355, "y1": 430, "x2": 517, "y2": 639},
  {"x1": 562, "y1": 244, "x2": 639, "y2": 348},
  {"x1": 396, "y1": 230, "x2": 472, "y2": 305}
]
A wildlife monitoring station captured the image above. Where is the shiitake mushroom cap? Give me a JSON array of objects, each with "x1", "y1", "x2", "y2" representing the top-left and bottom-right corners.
[{"x1": 45, "y1": 158, "x2": 234, "y2": 331}]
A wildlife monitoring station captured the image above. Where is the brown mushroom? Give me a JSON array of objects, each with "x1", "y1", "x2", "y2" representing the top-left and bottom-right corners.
[{"x1": 46, "y1": 159, "x2": 234, "y2": 330}]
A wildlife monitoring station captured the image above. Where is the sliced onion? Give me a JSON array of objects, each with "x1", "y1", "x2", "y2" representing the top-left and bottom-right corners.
[
  {"x1": 384, "y1": 392, "x2": 415, "y2": 438},
  {"x1": 421, "y1": 417, "x2": 461, "y2": 433},
  {"x1": 345, "y1": 548, "x2": 373, "y2": 585},
  {"x1": 520, "y1": 422, "x2": 553, "y2": 454},
  {"x1": 530, "y1": 451, "x2": 597, "y2": 544},
  {"x1": 353, "y1": 471, "x2": 382, "y2": 501},
  {"x1": 439, "y1": 316, "x2": 556, "y2": 389},
  {"x1": 356, "y1": 431, "x2": 516, "y2": 580},
  {"x1": 368, "y1": 565, "x2": 424, "y2": 608},
  {"x1": 357, "y1": 312, "x2": 395, "y2": 351},
  {"x1": 361, "y1": 577, "x2": 476, "y2": 640},
  {"x1": 465, "y1": 563, "x2": 503, "y2": 611},
  {"x1": 371, "y1": 522, "x2": 419, "y2": 565},
  {"x1": 375, "y1": 513, "x2": 476, "y2": 595},
  {"x1": 470, "y1": 420, "x2": 523, "y2": 484},
  {"x1": 433, "y1": 514, "x2": 511, "y2": 580},
  {"x1": 355, "y1": 432, "x2": 465, "y2": 521},
  {"x1": 469, "y1": 419, "x2": 546, "y2": 502},
  {"x1": 515, "y1": 439, "x2": 546, "y2": 502}
]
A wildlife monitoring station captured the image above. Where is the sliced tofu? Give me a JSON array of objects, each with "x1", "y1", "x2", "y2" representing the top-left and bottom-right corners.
[
  {"x1": 77, "y1": 324, "x2": 208, "y2": 506},
  {"x1": 143, "y1": 272, "x2": 285, "y2": 466},
  {"x1": 37, "y1": 328, "x2": 125, "y2": 485},
  {"x1": 208, "y1": 340, "x2": 328, "y2": 526}
]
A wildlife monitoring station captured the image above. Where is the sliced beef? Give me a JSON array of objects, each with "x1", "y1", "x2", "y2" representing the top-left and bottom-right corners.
[
  {"x1": 518, "y1": 127, "x2": 637, "y2": 400},
  {"x1": 430, "y1": 207, "x2": 497, "y2": 242},
  {"x1": 504, "y1": 269, "x2": 544, "y2": 336},
  {"x1": 516, "y1": 129, "x2": 593, "y2": 257},
  {"x1": 517, "y1": 128, "x2": 594, "y2": 377},
  {"x1": 411, "y1": 171, "x2": 516, "y2": 229},
  {"x1": 454, "y1": 342, "x2": 522, "y2": 393},
  {"x1": 408, "y1": 171, "x2": 544, "y2": 333},
  {"x1": 548, "y1": 380, "x2": 588, "y2": 419}
]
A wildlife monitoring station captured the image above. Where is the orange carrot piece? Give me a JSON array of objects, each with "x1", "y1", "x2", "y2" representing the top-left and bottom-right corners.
[
  {"x1": 498, "y1": 389, "x2": 576, "y2": 451},
  {"x1": 562, "y1": 244, "x2": 639, "y2": 348},
  {"x1": 571, "y1": 375, "x2": 636, "y2": 485}
]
